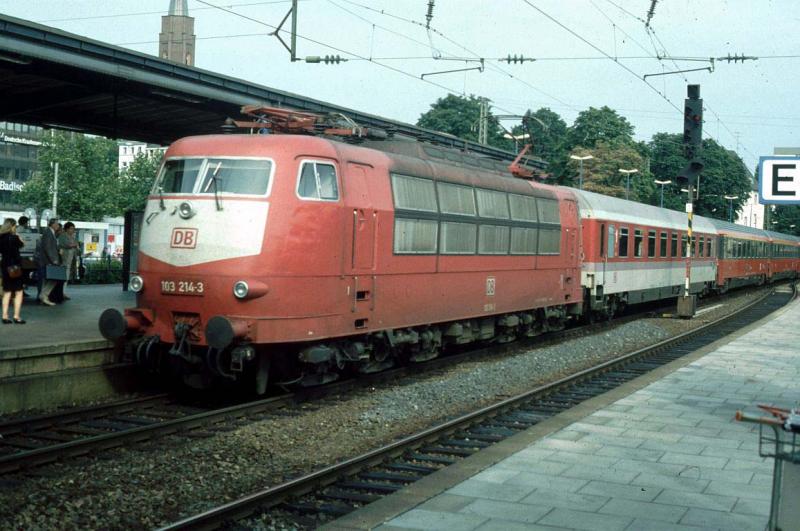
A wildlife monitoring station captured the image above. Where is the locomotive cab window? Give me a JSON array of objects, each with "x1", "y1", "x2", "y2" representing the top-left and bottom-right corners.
[
  {"x1": 156, "y1": 158, "x2": 204, "y2": 194},
  {"x1": 200, "y1": 158, "x2": 272, "y2": 196},
  {"x1": 297, "y1": 161, "x2": 338, "y2": 200}
]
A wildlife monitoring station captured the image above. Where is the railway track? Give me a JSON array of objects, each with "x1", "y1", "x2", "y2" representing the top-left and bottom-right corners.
[
  {"x1": 157, "y1": 284, "x2": 795, "y2": 530},
  {"x1": 0, "y1": 286, "x2": 769, "y2": 476}
]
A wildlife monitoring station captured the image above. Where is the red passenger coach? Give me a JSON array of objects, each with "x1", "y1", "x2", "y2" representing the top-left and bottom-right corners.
[
  {"x1": 710, "y1": 220, "x2": 772, "y2": 291},
  {"x1": 765, "y1": 230, "x2": 800, "y2": 282},
  {"x1": 101, "y1": 132, "x2": 583, "y2": 391}
]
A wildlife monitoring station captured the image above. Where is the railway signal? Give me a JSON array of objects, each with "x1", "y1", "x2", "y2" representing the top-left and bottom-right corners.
[{"x1": 677, "y1": 84, "x2": 704, "y2": 187}]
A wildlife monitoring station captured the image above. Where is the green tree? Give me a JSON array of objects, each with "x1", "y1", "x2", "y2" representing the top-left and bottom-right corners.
[
  {"x1": 771, "y1": 205, "x2": 800, "y2": 235},
  {"x1": 417, "y1": 94, "x2": 511, "y2": 150},
  {"x1": 518, "y1": 107, "x2": 569, "y2": 178},
  {"x1": 566, "y1": 106, "x2": 635, "y2": 150},
  {"x1": 18, "y1": 131, "x2": 120, "y2": 221},
  {"x1": 567, "y1": 141, "x2": 653, "y2": 201},
  {"x1": 119, "y1": 150, "x2": 162, "y2": 212},
  {"x1": 648, "y1": 133, "x2": 753, "y2": 219}
]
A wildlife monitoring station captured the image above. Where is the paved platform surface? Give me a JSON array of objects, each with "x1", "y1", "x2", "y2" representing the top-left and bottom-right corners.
[
  {"x1": 368, "y1": 295, "x2": 799, "y2": 531},
  {"x1": 0, "y1": 284, "x2": 134, "y2": 352}
]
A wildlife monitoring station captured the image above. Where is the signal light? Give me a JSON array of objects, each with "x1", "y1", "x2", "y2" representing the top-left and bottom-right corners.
[
  {"x1": 677, "y1": 160, "x2": 704, "y2": 187},
  {"x1": 683, "y1": 85, "x2": 703, "y2": 160}
]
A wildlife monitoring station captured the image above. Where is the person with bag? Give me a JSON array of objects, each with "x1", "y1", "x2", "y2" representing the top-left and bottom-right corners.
[
  {"x1": 0, "y1": 218, "x2": 25, "y2": 323},
  {"x1": 57, "y1": 221, "x2": 78, "y2": 301},
  {"x1": 38, "y1": 218, "x2": 61, "y2": 307}
]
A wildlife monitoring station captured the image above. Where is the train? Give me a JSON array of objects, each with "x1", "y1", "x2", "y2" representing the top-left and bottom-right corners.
[{"x1": 99, "y1": 108, "x2": 800, "y2": 393}]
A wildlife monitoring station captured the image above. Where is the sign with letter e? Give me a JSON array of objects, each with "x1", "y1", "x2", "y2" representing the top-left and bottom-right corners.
[{"x1": 759, "y1": 156, "x2": 800, "y2": 204}]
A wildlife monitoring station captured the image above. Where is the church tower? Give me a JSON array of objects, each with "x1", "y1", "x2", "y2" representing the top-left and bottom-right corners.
[{"x1": 159, "y1": 0, "x2": 196, "y2": 66}]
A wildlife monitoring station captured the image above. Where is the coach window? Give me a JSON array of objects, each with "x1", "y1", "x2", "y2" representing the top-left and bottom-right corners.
[
  {"x1": 607, "y1": 225, "x2": 616, "y2": 259},
  {"x1": 298, "y1": 161, "x2": 339, "y2": 200},
  {"x1": 698, "y1": 236, "x2": 705, "y2": 258},
  {"x1": 648, "y1": 230, "x2": 657, "y2": 258},
  {"x1": 660, "y1": 231, "x2": 668, "y2": 257},
  {"x1": 671, "y1": 232, "x2": 678, "y2": 257},
  {"x1": 618, "y1": 227, "x2": 629, "y2": 257},
  {"x1": 634, "y1": 229, "x2": 644, "y2": 258},
  {"x1": 680, "y1": 234, "x2": 687, "y2": 257},
  {"x1": 706, "y1": 237, "x2": 712, "y2": 257}
]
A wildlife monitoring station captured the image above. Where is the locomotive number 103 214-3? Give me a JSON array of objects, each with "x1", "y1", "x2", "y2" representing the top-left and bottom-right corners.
[{"x1": 160, "y1": 279, "x2": 205, "y2": 296}]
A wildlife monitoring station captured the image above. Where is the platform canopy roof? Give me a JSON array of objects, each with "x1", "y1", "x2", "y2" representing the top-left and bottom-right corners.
[{"x1": 0, "y1": 14, "x2": 529, "y2": 165}]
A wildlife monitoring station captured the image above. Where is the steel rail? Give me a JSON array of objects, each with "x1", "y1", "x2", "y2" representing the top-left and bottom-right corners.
[{"x1": 159, "y1": 284, "x2": 795, "y2": 530}]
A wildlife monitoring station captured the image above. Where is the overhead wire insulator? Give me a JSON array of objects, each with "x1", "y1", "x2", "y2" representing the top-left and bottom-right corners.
[
  {"x1": 425, "y1": 0, "x2": 435, "y2": 29},
  {"x1": 305, "y1": 55, "x2": 347, "y2": 64},
  {"x1": 501, "y1": 54, "x2": 534, "y2": 64}
]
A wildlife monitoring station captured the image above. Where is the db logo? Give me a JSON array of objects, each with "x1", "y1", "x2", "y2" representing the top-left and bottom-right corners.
[{"x1": 171, "y1": 228, "x2": 198, "y2": 249}]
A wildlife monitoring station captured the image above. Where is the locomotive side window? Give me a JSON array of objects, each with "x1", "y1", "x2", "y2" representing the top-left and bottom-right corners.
[
  {"x1": 538, "y1": 228, "x2": 560, "y2": 255},
  {"x1": 479, "y1": 225, "x2": 510, "y2": 254},
  {"x1": 660, "y1": 231, "x2": 668, "y2": 257},
  {"x1": 440, "y1": 222, "x2": 476, "y2": 254},
  {"x1": 537, "y1": 198, "x2": 560, "y2": 224},
  {"x1": 298, "y1": 162, "x2": 338, "y2": 201},
  {"x1": 476, "y1": 189, "x2": 510, "y2": 219},
  {"x1": 607, "y1": 225, "x2": 615, "y2": 259},
  {"x1": 634, "y1": 229, "x2": 644, "y2": 258},
  {"x1": 618, "y1": 227, "x2": 629, "y2": 257},
  {"x1": 509, "y1": 195, "x2": 537, "y2": 222},
  {"x1": 200, "y1": 158, "x2": 272, "y2": 195},
  {"x1": 438, "y1": 182, "x2": 476, "y2": 216},
  {"x1": 157, "y1": 158, "x2": 203, "y2": 193},
  {"x1": 391, "y1": 174, "x2": 437, "y2": 212},
  {"x1": 511, "y1": 227, "x2": 537, "y2": 254},
  {"x1": 394, "y1": 218, "x2": 438, "y2": 254}
]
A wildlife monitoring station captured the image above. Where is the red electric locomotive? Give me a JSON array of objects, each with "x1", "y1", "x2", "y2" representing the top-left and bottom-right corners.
[{"x1": 101, "y1": 113, "x2": 583, "y2": 392}]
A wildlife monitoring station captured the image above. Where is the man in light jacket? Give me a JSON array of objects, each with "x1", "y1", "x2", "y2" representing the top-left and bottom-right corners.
[{"x1": 38, "y1": 218, "x2": 61, "y2": 306}]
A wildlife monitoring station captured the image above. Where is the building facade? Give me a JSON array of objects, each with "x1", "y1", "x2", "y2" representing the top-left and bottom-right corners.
[
  {"x1": 0, "y1": 122, "x2": 45, "y2": 210},
  {"x1": 118, "y1": 141, "x2": 166, "y2": 172},
  {"x1": 159, "y1": 0, "x2": 196, "y2": 66}
]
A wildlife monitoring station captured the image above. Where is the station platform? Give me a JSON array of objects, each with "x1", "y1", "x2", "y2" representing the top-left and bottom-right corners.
[
  {"x1": 0, "y1": 284, "x2": 135, "y2": 413},
  {"x1": 328, "y1": 290, "x2": 800, "y2": 531}
]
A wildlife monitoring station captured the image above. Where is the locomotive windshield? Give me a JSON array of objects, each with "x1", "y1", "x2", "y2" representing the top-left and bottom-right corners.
[{"x1": 155, "y1": 158, "x2": 272, "y2": 195}]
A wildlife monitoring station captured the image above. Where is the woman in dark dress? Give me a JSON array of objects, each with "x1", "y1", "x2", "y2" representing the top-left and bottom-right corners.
[{"x1": 0, "y1": 217, "x2": 25, "y2": 323}]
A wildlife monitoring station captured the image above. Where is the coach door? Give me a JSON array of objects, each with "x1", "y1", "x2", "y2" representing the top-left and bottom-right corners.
[{"x1": 343, "y1": 163, "x2": 377, "y2": 323}]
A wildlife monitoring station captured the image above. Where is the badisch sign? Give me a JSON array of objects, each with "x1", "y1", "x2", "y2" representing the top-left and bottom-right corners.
[{"x1": 759, "y1": 156, "x2": 800, "y2": 204}]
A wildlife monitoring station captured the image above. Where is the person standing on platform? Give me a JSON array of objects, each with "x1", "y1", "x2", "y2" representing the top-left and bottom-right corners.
[
  {"x1": 0, "y1": 218, "x2": 26, "y2": 323},
  {"x1": 38, "y1": 218, "x2": 61, "y2": 306},
  {"x1": 58, "y1": 222, "x2": 78, "y2": 300}
]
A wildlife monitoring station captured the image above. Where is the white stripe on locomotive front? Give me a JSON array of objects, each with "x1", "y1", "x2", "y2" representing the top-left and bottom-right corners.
[{"x1": 139, "y1": 198, "x2": 269, "y2": 267}]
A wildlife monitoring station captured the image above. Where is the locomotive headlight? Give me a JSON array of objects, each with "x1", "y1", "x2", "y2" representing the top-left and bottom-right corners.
[
  {"x1": 178, "y1": 201, "x2": 195, "y2": 219},
  {"x1": 233, "y1": 280, "x2": 249, "y2": 299},
  {"x1": 129, "y1": 274, "x2": 144, "y2": 293}
]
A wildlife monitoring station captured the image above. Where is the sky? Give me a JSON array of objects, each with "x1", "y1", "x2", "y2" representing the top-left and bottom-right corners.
[{"x1": 1, "y1": 0, "x2": 798, "y2": 170}]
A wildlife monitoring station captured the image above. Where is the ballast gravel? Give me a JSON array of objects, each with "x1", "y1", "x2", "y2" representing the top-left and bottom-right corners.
[{"x1": 0, "y1": 287, "x2": 771, "y2": 530}]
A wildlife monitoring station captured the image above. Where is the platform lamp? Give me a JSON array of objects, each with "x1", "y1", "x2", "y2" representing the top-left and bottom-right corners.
[
  {"x1": 654, "y1": 179, "x2": 671, "y2": 208},
  {"x1": 724, "y1": 195, "x2": 739, "y2": 223},
  {"x1": 619, "y1": 168, "x2": 639, "y2": 200},
  {"x1": 570, "y1": 154, "x2": 594, "y2": 190}
]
